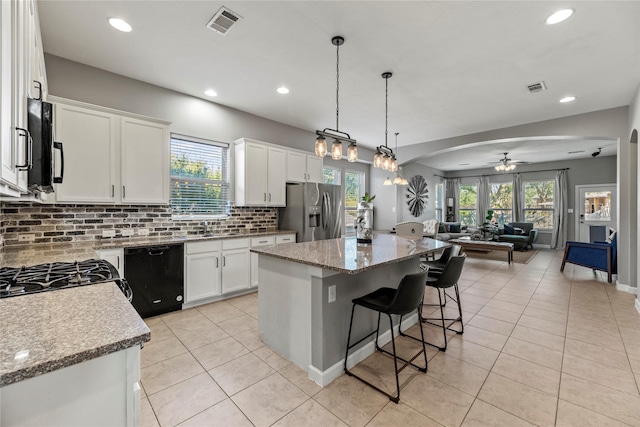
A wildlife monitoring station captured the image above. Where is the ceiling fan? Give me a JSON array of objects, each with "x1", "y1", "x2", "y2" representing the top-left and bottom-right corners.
[{"x1": 491, "y1": 153, "x2": 528, "y2": 171}]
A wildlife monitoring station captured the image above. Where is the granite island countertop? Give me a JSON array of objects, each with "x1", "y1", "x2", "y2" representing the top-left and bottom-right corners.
[
  {"x1": 0, "y1": 229, "x2": 296, "y2": 268},
  {"x1": 251, "y1": 233, "x2": 449, "y2": 275},
  {"x1": 0, "y1": 281, "x2": 150, "y2": 387}
]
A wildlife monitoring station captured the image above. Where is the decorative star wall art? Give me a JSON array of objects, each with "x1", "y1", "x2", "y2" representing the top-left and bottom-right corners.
[{"x1": 407, "y1": 175, "x2": 429, "y2": 217}]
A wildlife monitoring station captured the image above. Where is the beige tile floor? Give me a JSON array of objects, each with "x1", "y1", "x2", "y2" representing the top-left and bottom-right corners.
[{"x1": 140, "y1": 249, "x2": 640, "y2": 426}]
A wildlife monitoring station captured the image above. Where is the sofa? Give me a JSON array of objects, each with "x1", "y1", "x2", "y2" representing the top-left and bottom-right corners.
[
  {"x1": 422, "y1": 220, "x2": 472, "y2": 241},
  {"x1": 497, "y1": 222, "x2": 539, "y2": 250}
]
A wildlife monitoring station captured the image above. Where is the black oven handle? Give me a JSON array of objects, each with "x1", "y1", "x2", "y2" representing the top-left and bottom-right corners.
[{"x1": 53, "y1": 141, "x2": 64, "y2": 184}]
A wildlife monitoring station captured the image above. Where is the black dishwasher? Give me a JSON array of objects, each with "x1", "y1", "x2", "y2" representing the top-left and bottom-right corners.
[{"x1": 124, "y1": 244, "x2": 184, "y2": 318}]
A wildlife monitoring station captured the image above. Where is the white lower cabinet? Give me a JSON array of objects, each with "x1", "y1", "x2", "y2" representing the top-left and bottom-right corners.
[
  {"x1": 185, "y1": 238, "x2": 250, "y2": 304},
  {"x1": 250, "y1": 233, "x2": 296, "y2": 288},
  {"x1": 97, "y1": 248, "x2": 124, "y2": 278},
  {"x1": 0, "y1": 346, "x2": 141, "y2": 427},
  {"x1": 250, "y1": 236, "x2": 275, "y2": 287},
  {"x1": 185, "y1": 240, "x2": 221, "y2": 303}
]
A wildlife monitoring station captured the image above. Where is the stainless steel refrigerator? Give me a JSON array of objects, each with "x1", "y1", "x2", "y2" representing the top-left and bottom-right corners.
[{"x1": 278, "y1": 183, "x2": 344, "y2": 242}]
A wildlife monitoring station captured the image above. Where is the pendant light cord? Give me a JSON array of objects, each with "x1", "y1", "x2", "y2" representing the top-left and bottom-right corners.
[
  {"x1": 336, "y1": 41, "x2": 340, "y2": 131},
  {"x1": 384, "y1": 76, "x2": 388, "y2": 148}
]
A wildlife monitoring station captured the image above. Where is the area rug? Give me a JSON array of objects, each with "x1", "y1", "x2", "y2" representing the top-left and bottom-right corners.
[{"x1": 462, "y1": 249, "x2": 539, "y2": 264}]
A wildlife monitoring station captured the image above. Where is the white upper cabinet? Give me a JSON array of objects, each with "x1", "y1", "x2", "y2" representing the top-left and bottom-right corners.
[
  {"x1": 54, "y1": 103, "x2": 118, "y2": 203},
  {"x1": 52, "y1": 97, "x2": 170, "y2": 205},
  {"x1": 285, "y1": 150, "x2": 323, "y2": 183},
  {"x1": 234, "y1": 138, "x2": 286, "y2": 207},
  {"x1": 0, "y1": 0, "x2": 41, "y2": 195},
  {"x1": 120, "y1": 117, "x2": 169, "y2": 204}
]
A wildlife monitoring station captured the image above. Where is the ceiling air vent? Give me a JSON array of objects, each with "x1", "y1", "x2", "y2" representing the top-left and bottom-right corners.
[
  {"x1": 206, "y1": 7, "x2": 242, "y2": 35},
  {"x1": 525, "y1": 81, "x2": 547, "y2": 93}
]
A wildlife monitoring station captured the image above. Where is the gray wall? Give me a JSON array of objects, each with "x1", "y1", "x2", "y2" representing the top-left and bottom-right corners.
[
  {"x1": 444, "y1": 156, "x2": 618, "y2": 244},
  {"x1": 371, "y1": 162, "x2": 444, "y2": 231},
  {"x1": 44, "y1": 54, "x2": 375, "y2": 160}
]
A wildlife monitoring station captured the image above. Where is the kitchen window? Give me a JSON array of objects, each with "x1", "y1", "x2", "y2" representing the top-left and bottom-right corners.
[
  {"x1": 524, "y1": 180, "x2": 554, "y2": 230},
  {"x1": 170, "y1": 134, "x2": 230, "y2": 219},
  {"x1": 490, "y1": 182, "x2": 513, "y2": 225},
  {"x1": 434, "y1": 183, "x2": 443, "y2": 221},
  {"x1": 323, "y1": 166, "x2": 341, "y2": 185},
  {"x1": 345, "y1": 170, "x2": 365, "y2": 235},
  {"x1": 459, "y1": 184, "x2": 477, "y2": 227}
]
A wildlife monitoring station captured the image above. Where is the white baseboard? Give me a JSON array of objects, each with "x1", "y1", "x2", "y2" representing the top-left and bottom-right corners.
[
  {"x1": 635, "y1": 298, "x2": 640, "y2": 314},
  {"x1": 615, "y1": 281, "x2": 638, "y2": 295},
  {"x1": 307, "y1": 313, "x2": 419, "y2": 387}
]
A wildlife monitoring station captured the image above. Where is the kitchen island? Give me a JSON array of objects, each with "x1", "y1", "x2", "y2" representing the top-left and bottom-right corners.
[
  {"x1": 0, "y1": 282, "x2": 150, "y2": 426},
  {"x1": 251, "y1": 233, "x2": 448, "y2": 386}
]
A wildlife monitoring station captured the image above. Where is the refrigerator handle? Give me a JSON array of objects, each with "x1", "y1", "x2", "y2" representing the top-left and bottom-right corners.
[{"x1": 322, "y1": 193, "x2": 328, "y2": 229}]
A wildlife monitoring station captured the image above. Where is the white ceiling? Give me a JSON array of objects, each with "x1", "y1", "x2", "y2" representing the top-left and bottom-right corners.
[{"x1": 37, "y1": 1, "x2": 640, "y2": 170}]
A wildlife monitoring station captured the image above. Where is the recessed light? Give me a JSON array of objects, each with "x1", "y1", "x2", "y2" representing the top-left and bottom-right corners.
[
  {"x1": 108, "y1": 18, "x2": 132, "y2": 32},
  {"x1": 277, "y1": 87, "x2": 290, "y2": 94},
  {"x1": 560, "y1": 96, "x2": 576, "y2": 103},
  {"x1": 204, "y1": 89, "x2": 217, "y2": 97},
  {"x1": 546, "y1": 9, "x2": 574, "y2": 25}
]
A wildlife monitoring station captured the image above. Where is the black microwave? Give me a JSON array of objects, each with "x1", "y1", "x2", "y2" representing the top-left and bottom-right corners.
[{"x1": 27, "y1": 98, "x2": 63, "y2": 193}]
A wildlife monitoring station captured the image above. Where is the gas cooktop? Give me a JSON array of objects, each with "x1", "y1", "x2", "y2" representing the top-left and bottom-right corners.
[{"x1": 0, "y1": 259, "x2": 131, "y2": 300}]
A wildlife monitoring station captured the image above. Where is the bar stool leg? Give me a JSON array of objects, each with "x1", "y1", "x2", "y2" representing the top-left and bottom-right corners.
[
  {"x1": 454, "y1": 283, "x2": 464, "y2": 335},
  {"x1": 344, "y1": 304, "x2": 357, "y2": 373},
  {"x1": 387, "y1": 314, "x2": 400, "y2": 403},
  {"x1": 437, "y1": 288, "x2": 448, "y2": 351}
]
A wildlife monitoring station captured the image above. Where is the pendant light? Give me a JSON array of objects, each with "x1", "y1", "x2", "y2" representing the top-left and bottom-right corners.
[
  {"x1": 392, "y1": 133, "x2": 408, "y2": 185},
  {"x1": 373, "y1": 72, "x2": 396, "y2": 171},
  {"x1": 314, "y1": 36, "x2": 358, "y2": 162}
]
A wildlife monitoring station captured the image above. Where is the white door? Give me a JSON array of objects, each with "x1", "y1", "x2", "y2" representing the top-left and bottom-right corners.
[
  {"x1": 185, "y1": 252, "x2": 221, "y2": 302},
  {"x1": 305, "y1": 155, "x2": 324, "y2": 183},
  {"x1": 267, "y1": 147, "x2": 286, "y2": 206},
  {"x1": 576, "y1": 184, "x2": 616, "y2": 242},
  {"x1": 222, "y1": 248, "x2": 250, "y2": 293},
  {"x1": 54, "y1": 103, "x2": 118, "y2": 203},
  {"x1": 285, "y1": 151, "x2": 306, "y2": 182},
  {"x1": 245, "y1": 143, "x2": 268, "y2": 205},
  {"x1": 120, "y1": 117, "x2": 169, "y2": 204}
]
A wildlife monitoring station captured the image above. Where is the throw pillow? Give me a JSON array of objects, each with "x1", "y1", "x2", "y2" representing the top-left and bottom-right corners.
[
  {"x1": 513, "y1": 227, "x2": 525, "y2": 235},
  {"x1": 451, "y1": 224, "x2": 461, "y2": 233},
  {"x1": 438, "y1": 223, "x2": 446, "y2": 233},
  {"x1": 606, "y1": 229, "x2": 617, "y2": 244},
  {"x1": 504, "y1": 224, "x2": 514, "y2": 235}
]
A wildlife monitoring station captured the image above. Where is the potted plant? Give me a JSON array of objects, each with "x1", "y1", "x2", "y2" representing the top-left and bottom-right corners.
[{"x1": 356, "y1": 193, "x2": 375, "y2": 244}]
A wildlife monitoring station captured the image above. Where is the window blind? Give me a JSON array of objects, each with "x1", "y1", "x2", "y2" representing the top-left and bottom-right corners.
[{"x1": 170, "y1": 135, "x2": 230, "y2": 218}]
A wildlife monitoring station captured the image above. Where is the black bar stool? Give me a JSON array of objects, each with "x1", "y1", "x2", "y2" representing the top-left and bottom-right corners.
[
  {"x1": 344, "y1": 271, "x2": 429, "y2": 403},
  {"x1": 401, "y1": 255, "x2": 466, "y2": 351}
]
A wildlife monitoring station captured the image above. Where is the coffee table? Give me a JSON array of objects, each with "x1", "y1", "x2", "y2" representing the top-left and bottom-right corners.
[{"x1": 449, "y1": 237, "x2": 515, "y2": 264}]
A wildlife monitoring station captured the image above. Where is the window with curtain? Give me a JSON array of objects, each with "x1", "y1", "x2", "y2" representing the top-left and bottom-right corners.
[
  {"x1": 524, "y1": 180, "x2": 554, "y2": 229},
  {"x1": 490, "y1": 183, "x2": 513, "y2": 225},
  {"x1": 459, "y1": 184, "x2": 477, "y2": 226},
  {"x1": 434, "y1": 183, "x2": 444, "y2": 221},
  {"x1": 323, "y1": 166, "x2": 341, "y2": 185},
  {"x1": 170, "y1": 134, "x2": 230, "y2": 219},
  {"x1": 345, "y1": 170, "x2": 365, "y2": 235}
]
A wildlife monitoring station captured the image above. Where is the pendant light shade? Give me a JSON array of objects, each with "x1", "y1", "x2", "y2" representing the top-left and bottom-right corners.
[
  {"x1": 331, "y1": 139, "x2": 342, "y2": 160},
  {"x1": 393, "y1": 175, "x2": 402, "y2": 185},
  {"x1": 382, "y1": 155, "x2": 391, "y2": 171},
  {"x1": 373, "y1": 150, "x2": 384, "y2": 168},
  {"x1": 383, "y1": 177, "x2": 393, "y2": 186},
  {"x1": 389, "y1": 157, "x2": 398, "y2": 173},
  {"x1": 315, "y1": 135, "x2": 327, "y2": 157},
  {"x1": 314, "y1": 36, "x2": 357, "y2": 161},
  {"x1": 347, "y1": 142, "x2": 357, "y2": 162}
]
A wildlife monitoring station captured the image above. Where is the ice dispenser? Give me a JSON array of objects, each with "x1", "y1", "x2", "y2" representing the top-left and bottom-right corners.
[{"x1": 308, "y1": 205, "x2": 321, "y2": 228}]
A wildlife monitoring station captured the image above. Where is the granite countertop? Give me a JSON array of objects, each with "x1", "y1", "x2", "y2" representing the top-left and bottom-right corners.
[
  {"x1": 251, "y1": 233, "x2": 449, "y2": 275},
  {"x1": 0, "y1": 229, "x2": 296, "y2": 268},
  {"x1": 0, "y1": 282, "x2": 150, "y2": 387}
]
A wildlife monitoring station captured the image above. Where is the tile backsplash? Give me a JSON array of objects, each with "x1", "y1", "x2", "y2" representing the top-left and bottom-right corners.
[{"x1": 0, "y1": 203, "x2": 278, "y2": 246}]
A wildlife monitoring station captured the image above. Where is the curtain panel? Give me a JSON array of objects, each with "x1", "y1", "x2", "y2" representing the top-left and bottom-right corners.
[
  {"x1": 512, "y1": 173, "x2": 523, "y2": 222},
  {"x1": 477, "y1": 176, "x2": 490, "y2": 228},
  {"x1": 551, "y1": 169, "x2": 568, "y2": 249}
]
